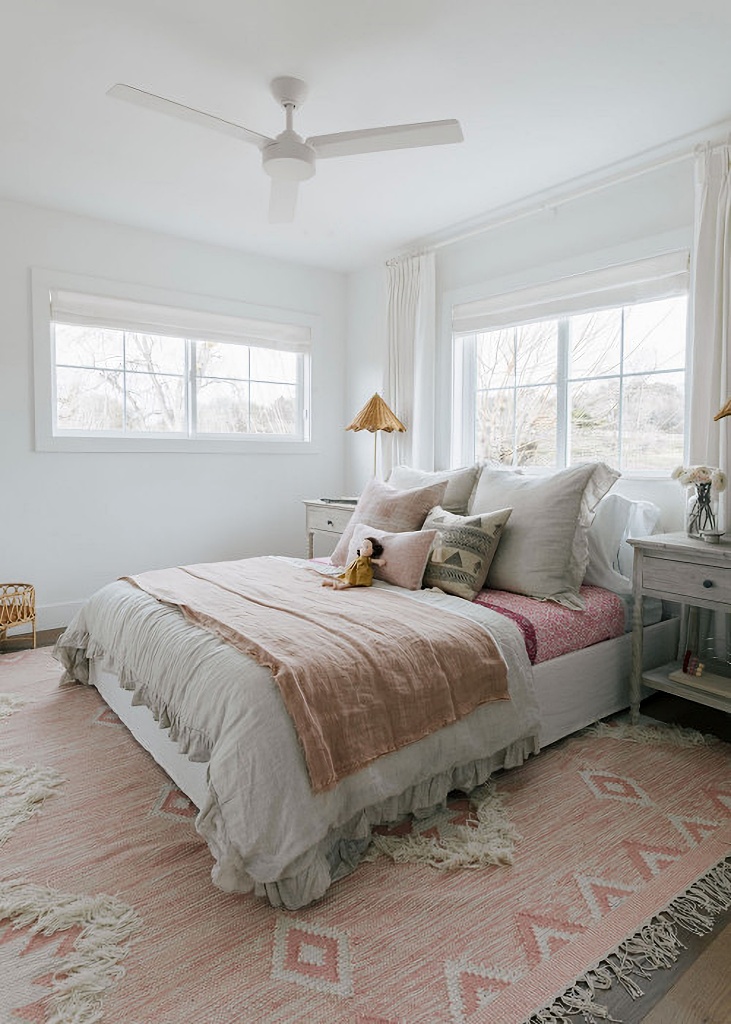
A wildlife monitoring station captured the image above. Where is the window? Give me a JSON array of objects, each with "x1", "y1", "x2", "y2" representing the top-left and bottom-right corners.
[
  {"x1": 451, "y1": 253, "x2": 688, "y2": 473},
  {"x1": 33, "y1": 271, "x2": 314, "y2": 452}
]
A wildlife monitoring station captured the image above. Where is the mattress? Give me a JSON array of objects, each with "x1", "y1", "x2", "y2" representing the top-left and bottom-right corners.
[{"x1": 473, "y1": 585, "x2": 662, "y2": 664}]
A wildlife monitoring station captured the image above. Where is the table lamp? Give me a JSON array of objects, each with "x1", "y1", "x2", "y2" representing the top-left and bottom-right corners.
[{"x1": 346, "y1": 393, "x2": 405, "y2": 477}]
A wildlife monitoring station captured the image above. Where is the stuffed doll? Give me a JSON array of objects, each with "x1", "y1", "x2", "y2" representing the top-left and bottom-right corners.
[{"x1": 322, "y1": 536, "x2": 386, "y2": 590}]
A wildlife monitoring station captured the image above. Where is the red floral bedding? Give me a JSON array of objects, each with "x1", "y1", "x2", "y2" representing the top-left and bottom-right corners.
[{"x1": 472, "y1": 585, "x2": 626, "y2": 664}]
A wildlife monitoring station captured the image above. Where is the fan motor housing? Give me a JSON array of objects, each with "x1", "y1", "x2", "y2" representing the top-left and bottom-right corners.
[{"x1": 262, "y1": 131, "x2": 316, "y2": 181}]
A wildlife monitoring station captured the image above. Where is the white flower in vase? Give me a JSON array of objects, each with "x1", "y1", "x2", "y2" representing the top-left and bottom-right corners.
[{"x1": 672, "y1": 465, "x2": 726, "y2": 535}]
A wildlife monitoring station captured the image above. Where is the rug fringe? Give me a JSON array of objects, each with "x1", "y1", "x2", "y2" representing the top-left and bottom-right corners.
[
  {"x1": 365, "y1": 781, "x2": 519, "y2": 869},
  {"x1": 524, "y1": 857, "x2": 731, "y2": 1023},
  {"x1": 0, "y1": 693, "x2": 29, "y2": 721},
  {"x1": 0, "y1": 878, "x2": 140, "y2": 1024},
  {"x1": 0, "y1": 762, "x2": 64, "y2": 845},
  {"x1": 584, "y1": 719, "x2": 719, "y2": 748}
]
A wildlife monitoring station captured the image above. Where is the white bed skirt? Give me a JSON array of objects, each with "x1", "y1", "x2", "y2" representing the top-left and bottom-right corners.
[{"x1": 90, "y1": 616, "x2": 679, "y2": 810}]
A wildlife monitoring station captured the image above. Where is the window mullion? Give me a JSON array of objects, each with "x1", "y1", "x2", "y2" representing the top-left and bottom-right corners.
[
  {"x1": 188, "y1": 340, "x2": 196, "y2": 439},
  {"x1": 556, "y1": 319, "x2": 570, "y2": 468},
  {"x1": 617, "y1": 308, "x2": 625, "y2": 468}
]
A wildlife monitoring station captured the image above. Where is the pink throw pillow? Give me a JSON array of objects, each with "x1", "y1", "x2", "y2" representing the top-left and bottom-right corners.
[
  {"x1": 331, "y1": 477, "x2": 448, "y2": 566},
  {"x1": 347, "y1": 523, "x2": 437, "y2": 591}
]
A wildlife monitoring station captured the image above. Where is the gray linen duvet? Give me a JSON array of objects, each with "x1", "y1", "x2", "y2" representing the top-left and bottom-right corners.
[{"x1": 55, "y1": 556, "x2": 540, "y2": 909}]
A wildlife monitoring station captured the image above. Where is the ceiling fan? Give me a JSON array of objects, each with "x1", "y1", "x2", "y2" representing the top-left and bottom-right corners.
[{"x1": 107, "y1": 76, "x2": 463, "y2": 223}]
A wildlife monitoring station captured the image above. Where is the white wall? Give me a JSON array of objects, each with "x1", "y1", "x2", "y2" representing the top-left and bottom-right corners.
[
  {"x1": 0, "y1": 200, "x2": 347, "y2": 629},
  {"x1": 345, "y1": 159, "x2": 696, "y2": 493}
]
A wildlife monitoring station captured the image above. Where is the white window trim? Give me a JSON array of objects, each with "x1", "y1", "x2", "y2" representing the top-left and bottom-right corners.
[
  {"x1": 32, "y1": 268, "x2": 319, "y2": 454},
  {"x1": 443, "y1": 247, "x2": 691, "y2": 475}
]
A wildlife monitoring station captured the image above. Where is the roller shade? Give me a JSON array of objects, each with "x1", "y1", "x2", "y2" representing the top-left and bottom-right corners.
[
  {"x1": 452, "y1": 250, "x2": 689, "y2": 334},
  {"x1": 50, "y1": 289, "x2": 311, "y2": 352}
]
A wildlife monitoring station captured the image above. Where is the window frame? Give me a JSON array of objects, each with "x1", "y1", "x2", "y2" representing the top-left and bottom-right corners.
[
  {"x1": 32, "y1": 269, "x2": 317, "y2": 454},
  {"x1": 448, "y1": 252, "x2": 690, "y2": 475}
]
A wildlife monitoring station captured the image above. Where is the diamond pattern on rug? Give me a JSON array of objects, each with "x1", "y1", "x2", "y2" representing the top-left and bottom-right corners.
[
  {"x1": 271, "y1": 917, "x2": 353, "y2": 996},
  {"x1": 94, "y1": 705, "x2": 122, "y2": 727},
  {"x1": 576, "y1": 873, "x2": 639, "y2": 920},
  {"x1": 516, "y1": 911, "x2": 587, "y2": 965},
  {"x1": 445, "y1": 961, "x2": 524, "y2": 1023},
  {"x1": 669, "y1": 814, "x2": 723, "y2": 847},
  {"x1": 624, "y1": 840, "x2": 685, "y2": 879},
  {"x1": 580, "y1": 769, "x2": 653, "y2": 805},
  {"x1": 151, "y1": 783, "x2": 197, "y2": 820},
  {"x1": 705, "y1": 786, "x2": 731, "y2": 815}
]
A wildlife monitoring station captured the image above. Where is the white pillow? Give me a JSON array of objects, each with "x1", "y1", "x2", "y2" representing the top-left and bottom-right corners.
[
  {"x1": 387, "y1": 464, "x2": 479, "y2": 515},
  {"x1": 469, "y1": 462, "x2": 619, "y2": 608},
  {"x1": 584, "y1": 493, "x2": 662, "y2": 593}
]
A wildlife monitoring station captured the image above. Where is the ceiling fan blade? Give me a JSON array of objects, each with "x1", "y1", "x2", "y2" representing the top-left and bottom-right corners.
[
  {"x1": 307, "y1": 119, "x2": 463, "y2": 159},
  {"x1": 107, "y1": 84, "x2": 273, "y2": 149},
  {"x1": 268, "y1": 178, "x2": 299, "y2": 223}
]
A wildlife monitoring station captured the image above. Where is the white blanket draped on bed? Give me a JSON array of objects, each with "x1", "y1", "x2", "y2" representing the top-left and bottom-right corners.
[{"x1": 55, "y1": 556, "x2": 540, "y2": 909}]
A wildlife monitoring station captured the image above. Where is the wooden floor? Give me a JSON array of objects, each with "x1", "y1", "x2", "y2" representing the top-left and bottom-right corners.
[{"x1": 2, "y1": 628, "x2": 730, "y2": 1022}]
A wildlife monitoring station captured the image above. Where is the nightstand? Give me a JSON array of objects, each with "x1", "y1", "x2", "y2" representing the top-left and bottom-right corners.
[
  {"x1": 303, "y1": 500, "x2": 356, "y2": 558},
  {"x1": 629, "y1": 532, "x2": 731, "y2": 722}
]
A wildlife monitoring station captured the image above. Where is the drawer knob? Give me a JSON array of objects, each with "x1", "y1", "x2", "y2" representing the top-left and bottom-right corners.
[
  {"x1": 327, "y1": 519, "x2": 334, "y2": 527},
  {"x1": 703, "y1": 579, "x2": 713, "y2": 588}
]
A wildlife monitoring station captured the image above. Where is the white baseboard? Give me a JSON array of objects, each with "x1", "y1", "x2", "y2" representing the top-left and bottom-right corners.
[{"x1": 9, "y1": 600, "x2": 85, "y2": 634}]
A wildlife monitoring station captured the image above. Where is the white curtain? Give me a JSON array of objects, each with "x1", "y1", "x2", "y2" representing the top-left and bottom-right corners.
[
  {"x1": 688, "y1": 140, "x2": 731, "y2": 532},
  {"x1": 383, "y1": 251, "x2": 436, "y2": 475}
]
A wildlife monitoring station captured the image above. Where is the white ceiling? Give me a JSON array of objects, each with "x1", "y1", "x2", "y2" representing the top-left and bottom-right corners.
[{"x1": 4, "y1": 0, "x2": 731, "y2": 272}]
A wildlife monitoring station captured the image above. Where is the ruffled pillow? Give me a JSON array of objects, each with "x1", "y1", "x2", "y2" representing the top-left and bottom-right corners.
[{"x1": 468, "y1": 462, "x2": 619, "y2": 608}]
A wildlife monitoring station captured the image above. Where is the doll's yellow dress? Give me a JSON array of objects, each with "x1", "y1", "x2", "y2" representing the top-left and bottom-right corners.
[{"x1": 338, "y1": 555, "x2": 374, "y2": 587}]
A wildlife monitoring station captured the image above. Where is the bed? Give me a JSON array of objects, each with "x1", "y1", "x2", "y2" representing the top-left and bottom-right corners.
[{"x1": 54, "y1": 463, "x2": 681, "y2": 910}]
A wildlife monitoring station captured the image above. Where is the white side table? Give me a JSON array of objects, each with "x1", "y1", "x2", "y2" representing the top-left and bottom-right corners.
[
  {"x1": 303, "y1": 500, "x2": 356, "y2": 558},
  {"x1": 629, "y1": 532, "x2": 731, "y2": 722}
]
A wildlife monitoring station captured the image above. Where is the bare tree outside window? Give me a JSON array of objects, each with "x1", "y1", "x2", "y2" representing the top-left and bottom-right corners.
[
  {"x1": 53, "y1": 325, "x2": 306, "y2": 440},
  {"x1": 461, "y1": 295, "x2": 686, "y2": 472}
]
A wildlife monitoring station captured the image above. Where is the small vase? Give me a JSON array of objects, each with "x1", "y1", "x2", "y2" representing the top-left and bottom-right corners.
[{"x1": 685, "y1": 482, "x2": 718, "y2": 536}]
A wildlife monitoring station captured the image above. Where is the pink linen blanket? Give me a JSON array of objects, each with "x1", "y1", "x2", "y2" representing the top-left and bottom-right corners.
[{"x1": 124, "y1": 557, "x2": 509, "y2": 793}]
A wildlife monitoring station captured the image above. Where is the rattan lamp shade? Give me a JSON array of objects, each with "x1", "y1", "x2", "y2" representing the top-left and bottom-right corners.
[{"x1": 346, "y1": 393, "x2": 405, "y2": 476}]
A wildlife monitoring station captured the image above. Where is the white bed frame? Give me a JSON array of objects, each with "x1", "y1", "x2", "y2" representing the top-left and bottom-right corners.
[{"x1": 90, "y1": 616, "x2": 679, "y2": 809}]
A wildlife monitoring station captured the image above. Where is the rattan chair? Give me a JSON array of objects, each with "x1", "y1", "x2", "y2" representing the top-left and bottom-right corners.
[{"x1": 0, "y1": 583, "x2": 36, "y2": 649}]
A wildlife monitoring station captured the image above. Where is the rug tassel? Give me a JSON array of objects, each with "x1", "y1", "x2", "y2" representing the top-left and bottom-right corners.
[
  {"x1": 526, "y1": 856, "x2": 731, "y2": 1024},
  {"x1": 0, "y1": 762, "x2": 64, "y2": 845},
  {"x1": 0, "y1": 693, "x2": 29, "y2": 721},
  {"x1": 366, "y1": 781, "x2": 520, "y2": 869},
  {"x1": 0, "y1": 879, "x2": 140, "y2": 1024}
]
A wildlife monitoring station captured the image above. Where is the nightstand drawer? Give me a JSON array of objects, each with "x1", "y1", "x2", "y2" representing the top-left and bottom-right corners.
[
  {"x1": 306, "y1": 504, "x2": 354, "y2": 535},
  {"x1": 642, "y1": 556, "x2": 731, "y2": 603}
]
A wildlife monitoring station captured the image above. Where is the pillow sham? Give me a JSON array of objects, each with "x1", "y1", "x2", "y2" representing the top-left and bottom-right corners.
[
  {"x1": 421, "y1": 506, "x2": 512, "y2": 600},
  {"x1": 584, "y1": 492, "x2": 662, "y2": 593},
  {"x1": 387, "y1": 464, "x2": 480, "y2": 515},
  {"x1": 331, "y1": 477, "x2": 447, "y2": 566},
  {"x1": 468, "y1": 462, "x2": 619, "y2": 608},
  {"x1": 347, "y1": 523, "x2": 437, "y2": 591}
]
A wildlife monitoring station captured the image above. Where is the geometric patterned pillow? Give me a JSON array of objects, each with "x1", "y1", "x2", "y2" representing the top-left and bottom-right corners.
[{"x1": 421, "y1": 506, "x2": 512, "y2": 600}]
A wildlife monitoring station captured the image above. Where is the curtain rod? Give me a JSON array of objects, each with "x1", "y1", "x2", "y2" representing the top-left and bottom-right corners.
[{"x1": 398, "y1": 118, "x2": 731, "y2": 257}]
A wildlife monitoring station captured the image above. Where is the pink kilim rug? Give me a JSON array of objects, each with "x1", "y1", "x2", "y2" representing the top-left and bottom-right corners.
[{"x1": 1, "y1": 647, "x2": 730, "y2": 1023}]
